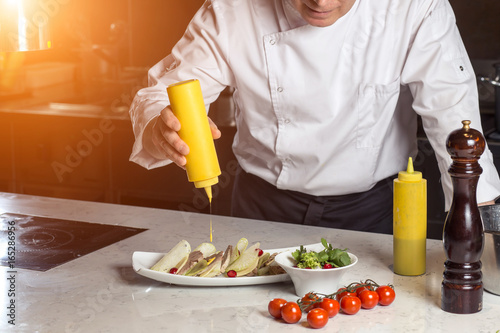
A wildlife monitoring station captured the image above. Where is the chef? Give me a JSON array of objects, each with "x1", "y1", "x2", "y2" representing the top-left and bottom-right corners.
[{"x1": 129, "y1": 0, "x2": 500, "y2": 234}]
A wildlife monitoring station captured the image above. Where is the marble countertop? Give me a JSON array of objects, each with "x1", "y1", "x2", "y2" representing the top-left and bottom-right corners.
[{"x1": 0, "y1": 192, "x2": 499, "y2": 332}]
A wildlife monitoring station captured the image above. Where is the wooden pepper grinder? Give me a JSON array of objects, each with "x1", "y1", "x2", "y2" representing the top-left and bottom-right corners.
[{"x1": 441, "y1": 120, "x2": 485, "y2": 314}]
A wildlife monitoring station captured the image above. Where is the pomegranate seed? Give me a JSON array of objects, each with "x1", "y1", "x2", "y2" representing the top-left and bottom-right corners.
[
  {"x1": 323, "y1": 263, "x2": 333, "y2": 269},
  {"x1": 169, "y1": 268, "x2": 178, "y2": 274},
  {"x1": 227, "y1": 270, "x2": 237, "y2": 278},
  {"x1": 258, "y1": 249, "x2": 264, "y2": 256}
]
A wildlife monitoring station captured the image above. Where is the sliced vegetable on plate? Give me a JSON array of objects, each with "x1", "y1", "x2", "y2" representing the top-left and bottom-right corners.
[{"x1": 149, "y1": 238, "x2": 285, "y2": 278}]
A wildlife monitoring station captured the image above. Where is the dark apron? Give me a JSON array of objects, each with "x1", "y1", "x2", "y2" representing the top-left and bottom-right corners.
[{"x1": 231, "y1": 167, "x2": 394, "y2": 234}]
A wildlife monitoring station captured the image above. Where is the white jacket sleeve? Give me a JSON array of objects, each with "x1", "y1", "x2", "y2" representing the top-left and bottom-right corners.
[
  {"x1": 128, "y1": 1, "x2": 232, "y2": 170},
  {"x1": 401, "y1": 0, "x2": 500, "y2": 209}
]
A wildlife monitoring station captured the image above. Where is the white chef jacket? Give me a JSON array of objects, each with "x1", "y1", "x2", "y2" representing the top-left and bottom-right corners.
[{"x1": 129, "y1": 0, "x2": 500, "y2": 210}]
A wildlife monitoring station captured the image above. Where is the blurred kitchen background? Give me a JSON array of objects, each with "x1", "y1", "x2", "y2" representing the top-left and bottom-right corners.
[{"x1": 0, "y1": 0, "x2": 499, "y2": 239}]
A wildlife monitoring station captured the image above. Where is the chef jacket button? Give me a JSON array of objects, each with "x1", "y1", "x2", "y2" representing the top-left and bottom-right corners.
[
  {"x1": 270, "y1": 39, "x2": 276, "y2": 45},
  {"x1": 284, "y1": 119, "x2": 290, "y2": 124},
  {"x1": 277, "y1": 87, "x2": 283, "y2": 92}
]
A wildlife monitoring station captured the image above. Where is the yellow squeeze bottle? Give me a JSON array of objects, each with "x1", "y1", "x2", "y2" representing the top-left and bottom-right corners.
[
  {"x1": 393, "y1": 157, "x2": 427, "y2": 276},
  {"x1": 166, "y1": 79, "x2": 221, "y2": 202}
]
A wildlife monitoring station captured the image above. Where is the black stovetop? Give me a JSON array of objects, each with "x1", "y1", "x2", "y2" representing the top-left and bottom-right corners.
[{"x1": 0, "y1": 213, "x2": 147, "y2": 271}]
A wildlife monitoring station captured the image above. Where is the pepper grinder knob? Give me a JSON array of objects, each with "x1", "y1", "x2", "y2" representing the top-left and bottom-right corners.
[{"x1": 441, "y1": 120, "x2": 485, "y2": 314}]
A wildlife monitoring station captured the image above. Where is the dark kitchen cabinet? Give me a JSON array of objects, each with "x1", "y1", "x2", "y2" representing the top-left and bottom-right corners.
[
  {"x1": 7, "y1": 113, "x2": 111, "y2": 202},
  {"x1": 0, "y1": 119, "x2": 14, "y2": 193}
]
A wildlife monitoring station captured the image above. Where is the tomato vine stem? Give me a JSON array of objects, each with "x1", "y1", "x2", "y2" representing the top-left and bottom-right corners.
[{"x1": 296, "y1": 279, "x2": 395, "y2": 311}]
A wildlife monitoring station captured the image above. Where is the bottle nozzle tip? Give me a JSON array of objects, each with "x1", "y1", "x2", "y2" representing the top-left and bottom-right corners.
[
  {"x1": 204, "y1": 186, "x2": 212, "y2": 203},
  {"x1": 407, "y1": 157, "x2": 414, "y2": 174}
]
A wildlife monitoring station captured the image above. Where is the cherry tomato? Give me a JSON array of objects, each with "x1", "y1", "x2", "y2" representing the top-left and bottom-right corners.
[
  {"x1": 307, "y1": 308, "x2": 329, "y2": 329},
  {"x1": 323, "y1": 263, "x2": 333, "y2": 269},
  {"x1": 340, "y1": 295, "x2": 361, "y2": 315},
  {"x1": 376, "y1": 285, "x2": 396, "y2": 306},
  {"x1": 359, "y1": 290, "x2": 379, "y2": 309},
  {"x1": 281, "y1": 302, "x2": 302, "y2": 324},
  {"x1": 336, "y1": 288, "x2": 356, "y2": 302},
  {"x1": 227, "y1": 270, "x2": 237, "y2": 278},
  {"x1": 169, "y1": 267, "x2": 178, "y2": 274},
  {"x1": 301, "y1": 292, "x2": 320, "y2": 313},
  {"x1": 355, "y1": 285, "x2": 370, "y2": 297},
  {"x1": 317, "y1": 298, "x2": 340, "y2": 318},
  {"x1": 268, "y1": 298, "x2": 287, "y2": 319}
]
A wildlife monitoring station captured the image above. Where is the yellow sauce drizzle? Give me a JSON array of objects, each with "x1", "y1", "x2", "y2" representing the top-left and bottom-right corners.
[
  {"x1": 207, "y1": 256, "x2": 216, "y2": 265},
  {"x1": 204, "y1": 186, "x2": 213, "y2": 243},
  {"x1": 209, "y1": 200, "x2": 213, "y2": 243}
]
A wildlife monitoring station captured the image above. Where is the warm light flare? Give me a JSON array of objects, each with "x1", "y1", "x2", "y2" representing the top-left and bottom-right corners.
[
  {"x1": 17, "y1": 2, "x2": 28, "y2": 51},
  {"x1": 0, "y1": 0, "x2": 52, "y2": 52},
  {"x1": 5, "y1": 0, "x2": 21, "y2": 5}
]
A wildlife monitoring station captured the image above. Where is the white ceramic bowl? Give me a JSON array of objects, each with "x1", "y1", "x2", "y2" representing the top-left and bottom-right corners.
[{"x1": 275, "y1": 243, "x2": 358, "y2": 297}]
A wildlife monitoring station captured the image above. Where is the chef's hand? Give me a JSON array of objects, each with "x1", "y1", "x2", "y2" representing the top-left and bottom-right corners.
[{"x1": 144, "y1": 105, "x2": 221, "y2": 168}]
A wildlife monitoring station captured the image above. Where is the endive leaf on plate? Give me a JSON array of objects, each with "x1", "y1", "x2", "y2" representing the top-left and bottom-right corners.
[
  {"x1": 229, "y1": 238, "x2": 248, "y2": 265},
  {"x1": 177, "y1": 251, "x2": 204, "y2": 275},
  {"x1": 257, "y1": 252, "x2": 270, "y2": 269},
  {"x1": 225, "y1": 242, "x2": 260, "y2": 274},
  {"x1": 150, "y1": 240, "x2": 191, "y2": 272},
  {"x1": 175, "y1": 255, "x2": 189, "y2": 270},
  {"x1": 257, "y1": 266, "x2": 270, "y2": 276},
  {"x1": 185, "y1": 259, "x2": 208, "y2": 276},
  {"x1": 194, "y1": 242, "x2": 217, "y2": 257},
  {"x1": 198, "y1": 252, "x2": 224, "y2": 277}
]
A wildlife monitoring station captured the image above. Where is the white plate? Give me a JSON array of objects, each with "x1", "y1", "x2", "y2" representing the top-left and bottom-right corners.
[{"x1": 132, "y1": 244, "x2": 317, "y2": 287}]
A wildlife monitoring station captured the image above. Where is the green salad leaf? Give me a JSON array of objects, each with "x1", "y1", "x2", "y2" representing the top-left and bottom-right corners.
[{"x1": 291, "y1": 238, "x2": 351, "y2": 269}]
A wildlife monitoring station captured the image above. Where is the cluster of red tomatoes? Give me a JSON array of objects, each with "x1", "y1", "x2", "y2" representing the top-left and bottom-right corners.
[{"x1": 268, "y1": 280, "x2": 396, "y2": 329}]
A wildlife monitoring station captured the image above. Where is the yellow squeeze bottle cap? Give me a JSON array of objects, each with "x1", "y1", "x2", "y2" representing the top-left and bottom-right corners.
[
  {"x1": 194, "y1": 177, "x2": 219, "y2": 202},
  {"x1": 398, "y1": 157, "x2": 422, "y2": 182},
  {"x1": 193, "y1": 177, "x2": 219, "y2": 189}
]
